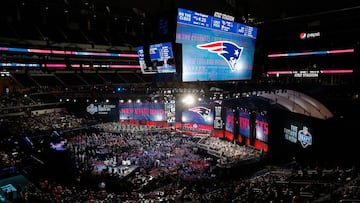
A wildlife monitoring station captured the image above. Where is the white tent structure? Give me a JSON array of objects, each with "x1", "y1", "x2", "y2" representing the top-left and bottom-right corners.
[{"x1": 259, "y1": 89, "x2": 333, "y2": 120}]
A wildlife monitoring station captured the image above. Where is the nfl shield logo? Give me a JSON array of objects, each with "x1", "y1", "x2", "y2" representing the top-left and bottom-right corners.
[{"x1": 298, "y1": 126, "x2": 312, "y2": 148}]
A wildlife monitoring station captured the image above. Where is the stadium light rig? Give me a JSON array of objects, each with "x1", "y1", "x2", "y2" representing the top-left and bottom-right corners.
[{"x1": 182, "y1": 95, "x2": 195, "y2": 105}]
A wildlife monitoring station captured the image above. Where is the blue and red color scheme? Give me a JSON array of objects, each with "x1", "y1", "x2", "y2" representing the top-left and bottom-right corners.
[
  {"x1": 299, "y1": 32, "x2": 307, "y2": 40},
  {"x1": 267, "y1": 70, "x2": 353, "y2": 75},
  {"x1": 176, "y1": 8, "x2": 257, "y2": 82},
  {"x1": 119, "y1": 102, "x2": 165, "y2": 122},
  {"x1": 0, "y1": 46, "x2": 138, "y2": 58},
  {"x1": 0, "y1": 63, "x2": 140, "y2": 70},
  {"x1": 224, "y1": 108, "x2": 235, "y2": 141},
  {"x1": 197, "y1": 41, "x2": 243, "y2": 72},
  {"x1": 254, "y1": 112, "x2": 269, "y2": 152},
  {"x1": 267, "y1": 48, "x2": 354, "y2": 58},
  {"x1": 238, "y1": 109, "x2": 251, "y2": 145},
  {"x1": 182, "y1": 104, "x2": 214, "y2": 126}
]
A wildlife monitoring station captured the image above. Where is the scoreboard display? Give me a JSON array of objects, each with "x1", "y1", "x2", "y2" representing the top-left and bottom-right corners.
[
  {"x1": 176, "y1": 8, "x2": 257, "y2": 82},
  {"x1": 137, "y1": 42, "x2": 176, "y2": 74},
  {"x1": 177, "y1": 8, "x2": 257, "y2": 38}
]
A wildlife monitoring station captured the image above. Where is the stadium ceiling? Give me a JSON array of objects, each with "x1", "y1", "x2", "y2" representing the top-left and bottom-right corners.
[
  {"x1": 3, "y1": 0, "x2": 360, "y2": 25},
  {"x1": 241, "y1": 0, "x2": 360, "y2": 24},
  {"x1": 86, "y1": 0, "x2": 360, "y2": 24},
  {"x1": 1, "y1": 0, "x2": 360, "y2": 49}
]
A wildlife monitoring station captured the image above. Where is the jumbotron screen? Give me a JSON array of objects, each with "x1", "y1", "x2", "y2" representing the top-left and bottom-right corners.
[
  {"x1": 176, "y1": 8, "x2": 257, "y2": 82},
  {"x1": 137, "y1": 42, "x2": 176, "y2": 74}
]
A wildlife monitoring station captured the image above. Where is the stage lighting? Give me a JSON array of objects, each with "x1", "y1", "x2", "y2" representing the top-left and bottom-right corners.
[{"x1": 182, "y1": 95, "x2": 195, "y2": 105}]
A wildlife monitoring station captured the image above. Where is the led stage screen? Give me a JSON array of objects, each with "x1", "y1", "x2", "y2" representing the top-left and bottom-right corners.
[
  {"x1": 148, "y1": 103, "x2": 166, "y2": 121},
  {"x1": 255, "y1": 112, "x2": 269, "y2": 143},
  {"x1": 119, "y1": 102, "x2": 134, "y2": 120},
  {"x1": 225, "y1": 108, "x2": 235, "y2": 133},
  {"x1": 239, "y1": 109, "x2": 250, "y2": 137},
  {"x1": 119, "y1": 102, "x2": 165, "y2": 122},
  {"x1": 176, "y1": 8, "x2": 257, "y2": 82},
  {"x1": 182, "y1": 104, "x2": 214, "y2": 126}
]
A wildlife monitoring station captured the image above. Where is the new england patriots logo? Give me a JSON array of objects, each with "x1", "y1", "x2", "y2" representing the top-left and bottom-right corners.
[
  {"x1": 189, "y1": 106, "x2": 211, "y2": 118},
  {"x1": 197, "y1": 41, "x2": 243, "y2": 72}
]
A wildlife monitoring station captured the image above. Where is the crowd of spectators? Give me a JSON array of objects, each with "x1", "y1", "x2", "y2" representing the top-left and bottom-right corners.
[
  {"x1": 65, "y1": 123, "x2": 213, "y2": 188},
  {"x1": 0, "y1": 93, "x2": 36, "y2": 108},
  {"x1": 2, "y1": 110, "x2": 92, "y2": 137},
  {"x1": 199, "y1": 163, "x2": 358, "y2": 202},
  {"x1": 0, "y1": 151, "x2": 19, "y2": 172},
  {"x1": 197, "y1": 136, "x2": 263, "y2": 167},
  {"x1": 0, "y1": 110, "x2": 360, "y2": 202},
  {"x1": 0, "y1": 93, "x2": 38, "y2": 115}
]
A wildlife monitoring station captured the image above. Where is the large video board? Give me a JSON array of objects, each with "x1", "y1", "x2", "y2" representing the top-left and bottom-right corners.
[
  {"x1": 137, "y1": 42, "x2": 176, "y2": 74},
  {"x1": 176, "y1": 8, "x2": 257, "y2": 82}
]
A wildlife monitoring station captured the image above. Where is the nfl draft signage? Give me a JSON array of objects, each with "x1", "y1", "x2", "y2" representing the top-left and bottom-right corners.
[
  {"x1": 284, "y1": 124, "x2": 312, "y2": 148},
  {"x1": 298, "y1": 126, "x2": 312, "y2": 148},
  {"x1": 87, "y1": 103, "x2": 116, "y2": 115}
]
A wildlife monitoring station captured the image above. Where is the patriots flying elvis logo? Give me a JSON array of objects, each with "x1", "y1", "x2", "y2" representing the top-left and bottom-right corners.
[
  {"x1": 197, "y1": 41, "x2": 243, "y2": 72},
  {"x1": 189, "y1": 106, "x2": 211, "y2": 118}
]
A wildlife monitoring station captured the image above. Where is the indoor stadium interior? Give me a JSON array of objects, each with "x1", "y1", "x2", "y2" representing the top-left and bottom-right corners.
[{"x1": 1, "y1": 0, "x2": 360, "y2": 202}]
